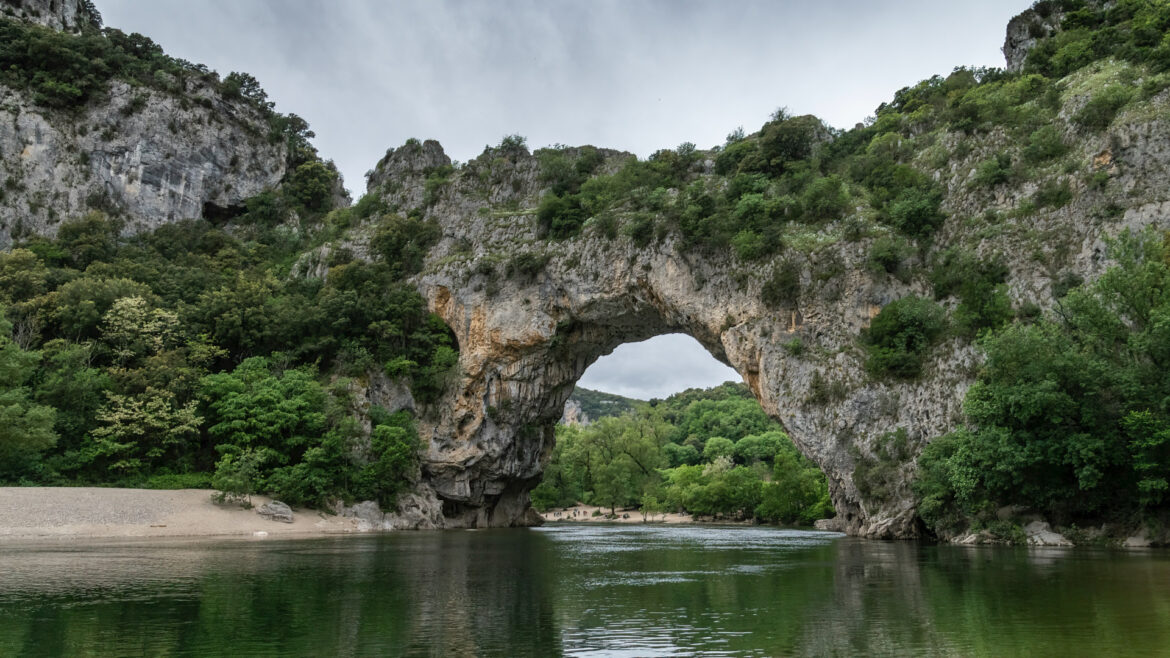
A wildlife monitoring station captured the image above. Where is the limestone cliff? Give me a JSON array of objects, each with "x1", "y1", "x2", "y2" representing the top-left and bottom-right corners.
[
  {"x1": 0, "y1": 6, "x2": 293, "y2": 247},
  {"x1": 349, "y1": 58, "x2": 1170, "y2": 539},
  {"x1": 1, "y1": 0, "x2": 99, "y2": 33}
]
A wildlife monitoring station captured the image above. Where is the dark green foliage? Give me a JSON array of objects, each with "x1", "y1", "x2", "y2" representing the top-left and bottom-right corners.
[
  {"x1": 915, "y1": 229, "x2": 1170, "y2": 532},
  {"x1": 972, "y1": 153, "x2": 1014, "y2": 188},
  {"x1": 1033, "y1": 179, "x2": 1073, "y2": 208},
  {"x1": 370, "y1": 214, "x2": 441, "y2": 276},
  {"x1": 864, "y1": 296, "x2": 946, "y2": 378},
  {"x1": 931, "y1": 249, "x2": 1013, "y2": 337},
  {"x1": 867, "y1": 235, "x2": 913, "y2": 279},
  {"x1": 506, "y1": 252, "x2": 550, "y2": 280},
  {"x1": 537, "y1": 193, "x2": 586, "y2": 239},
  {"x1": 1022, "y1": 125, "x2": 1068, "y2": 163},
  {"x1": 758, "y1": 115, "x2": 823, "y2": 176},
  {"x1": 1024, "y1": 1, "x2": 1170, "y2": 77},
  {"x1": 862, "y1": 163, "x2": 945, "y2": 237},
  {"x1": 283, "y1": 161, "x2": 338, "y2": 213},
  {"x1": 762, "y1": 261, "x2": 801, "y2": 309}
]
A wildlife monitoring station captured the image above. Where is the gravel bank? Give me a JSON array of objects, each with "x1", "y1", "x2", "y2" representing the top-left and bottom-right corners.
[{"x1": 0, "y1": 487, "x2": 364, "y2": 541}]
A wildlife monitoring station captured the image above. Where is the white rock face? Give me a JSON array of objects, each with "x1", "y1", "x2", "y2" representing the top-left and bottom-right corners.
[
  {"x1": 353, "y1": 82, "x2": 1170, "y2": 538},
  {"x1": 1, "y1": 0, "x2": 98, "y2": 32},
  {"x1": 0, "y1": 80, "x2": 288, "y2": 246}
]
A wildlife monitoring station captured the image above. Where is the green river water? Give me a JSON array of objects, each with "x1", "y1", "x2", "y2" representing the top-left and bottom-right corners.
[{"x1": 1, "y1": 524, "x2": 1168, "y2": 656}]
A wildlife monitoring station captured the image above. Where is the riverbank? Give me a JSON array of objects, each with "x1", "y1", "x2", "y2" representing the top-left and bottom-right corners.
[
  {"x1": 539, "y1": 504, "x2": 753, "y2": 525},
  {"x1": 0, "y1": 487, "x2": 364, "y2": 541}
]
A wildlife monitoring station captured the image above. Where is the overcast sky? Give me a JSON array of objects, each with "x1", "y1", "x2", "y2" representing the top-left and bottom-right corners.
[{"x1": 99, "y1": 0, "x2": 1027, "y2": 399}]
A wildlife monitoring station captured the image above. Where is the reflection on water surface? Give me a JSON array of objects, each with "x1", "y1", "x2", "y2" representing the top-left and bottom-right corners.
[{"x1": 1, "y1": 524, "x2": 1168, "y2": 656}]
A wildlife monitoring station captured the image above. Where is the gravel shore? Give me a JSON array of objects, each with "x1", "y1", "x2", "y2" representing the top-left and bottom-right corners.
[{"x1": 0, "y1": 487, "x2": 363, "y2": 541}]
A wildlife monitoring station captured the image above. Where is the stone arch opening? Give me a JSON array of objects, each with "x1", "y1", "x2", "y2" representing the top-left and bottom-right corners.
[
  {"x1": 414, "y1": 257, "x2": 895, "y2": 535},
  {"x1": 574, "y1": 333, "x2": 740, "y2": 402}
]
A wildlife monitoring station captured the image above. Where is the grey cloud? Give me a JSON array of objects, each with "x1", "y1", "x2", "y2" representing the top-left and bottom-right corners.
[
  {"x1": 100, "y1": 0, "x2": 1026, "y2": 193},
  {"x1": 577, "y1": 334, "x2": 741, "y2": 400},
  {"x1": 94, "y1": 0, "x2": 1026, "y2": 397}
]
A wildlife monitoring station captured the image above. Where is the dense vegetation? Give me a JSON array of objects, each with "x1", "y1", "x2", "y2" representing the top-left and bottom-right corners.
[
  {"x1": 915, "y1": 229, "x2": 1170, "y2": 535},
  {"x1": 534, "y1": 383, "x2": 833, "y2": 525},
  {"x1": 0, "y1": 17, "x2": 457, "y2": 509},
  {"x1": 0, "y1": 197, "x2": 457, "y2": 507}
]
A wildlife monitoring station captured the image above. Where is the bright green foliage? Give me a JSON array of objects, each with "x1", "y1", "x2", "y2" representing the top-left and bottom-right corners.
[
  {"x1": 0, "y1": 312, "x2": 57, "y2": 479},
  {"x1": 756, "y1": 444, "x2": 834, "y2": 525},
  {"x1": 82, "y1": 388, "x2": 200, "y2": 476},
  {"x1": 733, "y1": 431, "x2": 785, "y2": 464},
  {"x1": 702, "y1": 436, "x2": 735, "y2": 461},
  {"x1": 972, "y1": 153, "x2": 1014, "y2": 188},
  {"x1": 352, "y1": 411, "x2": 420, "y2": 509},
  {"x1": 915, "y1": 229, "x2": 1170, "y2": 531},
  {"x1": 533, "y1": 383, "x2": 833, "y2": 525},
  {"x1": 201, "y1": 356, "x2": 327, "y2": 458},
  {"x1": 211, "y1": 447, "x2": 264, "y2": 507},
  {"x1": 864, "y1": 296, "x2": 947, "y2": 378},
  {"x1": 1024, "y1": 1, "x2": 1170, "y2": 78}
]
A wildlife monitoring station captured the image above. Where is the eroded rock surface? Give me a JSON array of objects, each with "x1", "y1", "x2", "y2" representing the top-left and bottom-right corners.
[{"x1": 351, "y1": 78, "x2": 1170, "y2": 537}]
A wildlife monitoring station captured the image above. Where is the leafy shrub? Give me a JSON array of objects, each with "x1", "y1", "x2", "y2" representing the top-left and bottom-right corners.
[
  {"x1": 972, "y1": 153, "x2": 1013, "y2": 188},
  {"x1": 800, "y1": 175, "x2": 849, "y2": 221},
  {"x1": 1073, "y1": 86, "x2": 1134, "y2": 130},
  {"x1": 864, "y1": 296, "x2": 946, "y2": 379},
  {"x1": 867, "y1": 235, "x2": 913, "y2": 278},
  {"x1": 885, "y1": 186, "x2": 945, "y2": 237},
  {"x1": 931, "y1": 249, "x2": 1012, "y2": 337},
  {"x1": 283, "y1": 160, "x2": 338, "y2": 213},
  {"x1": 1033, "y1": 179, "x2": 1073, "y2": 208},
  {"x1": 1022, "y1": 125, "x2": 1068, "y2": 163},
  {"x1": 505, "y1": 252, "x2": 550, "y2": 280},
  {"x1": 537, "y1": 193, "x2": 586, "y2": 239},
  {"x1": 762, "y1": 261, "x2": 801, "y2": 308},
  {"x1": 370, "y1": 214, "x2": 440, "y2": 276}
]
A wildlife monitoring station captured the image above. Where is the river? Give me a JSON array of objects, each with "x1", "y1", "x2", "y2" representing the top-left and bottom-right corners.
[{"x1": 1, "y1": 524, "x2": 1168, "y2": 656}]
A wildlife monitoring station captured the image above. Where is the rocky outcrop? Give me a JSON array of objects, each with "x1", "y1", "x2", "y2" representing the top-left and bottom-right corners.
[
  {"x1": 0, "y1": 78, "x2": 289, "y2": 247},
  {"x1": 559, "y1": 398, "x2": 589, "y2": 426},
  {"x1": 1003, "y1": 3, "x2": 1065, "y2": 72},
  {"x1": 257, "y1": 500, "x2": 294, "y2": 523},
  {"x1": 352, "y1": 67, "x2": 1170, "y2": 536},
  {"x1": 1, "y1": 0, "x2": 99, "y2": 32}
]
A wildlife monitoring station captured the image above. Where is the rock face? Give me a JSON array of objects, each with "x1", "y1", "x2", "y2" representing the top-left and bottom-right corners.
[
  {"x1": 0, "y1": 79, "x2": 289, "y2": 247},
  {"x1": 1, "y1": 0, "x2": 99, "y2": 32},
  {"x1": 1003, "y1": 3, "x2": 1065, "y2": 72},
  {"x1": 559, "y1": 398, "x2": 589, "y2": 426},
  {"x1": 0, "y1": 7, "x2": 292, "y2": 248},
  {"x1": 354, "y1": 75, "x2": 1170, "y2": 536},
  {"x1": 257, "y1": 501, "x2": 294, "y2": 523}
]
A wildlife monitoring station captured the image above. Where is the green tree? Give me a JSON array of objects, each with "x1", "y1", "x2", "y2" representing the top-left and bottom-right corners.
[{"x1": 0, "y1": 313, "x2": 57, "y2": 479}]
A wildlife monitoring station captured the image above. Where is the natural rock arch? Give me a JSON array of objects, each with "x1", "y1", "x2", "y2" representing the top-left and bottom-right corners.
[{"x1": 358, "y1": 140, "x2": 980, "y2": 538}]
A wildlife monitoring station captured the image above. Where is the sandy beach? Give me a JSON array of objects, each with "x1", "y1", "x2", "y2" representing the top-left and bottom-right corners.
[{"x1": 0, "y1": 487, "x2": 365, "y2": 541}]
